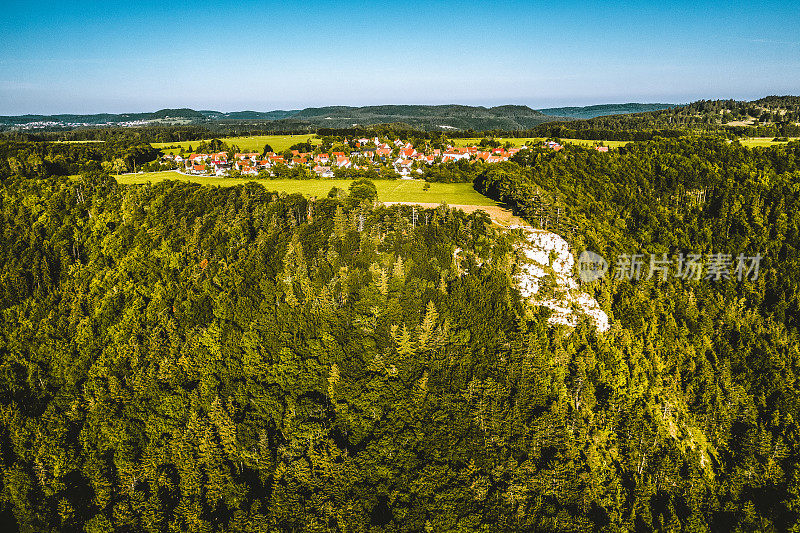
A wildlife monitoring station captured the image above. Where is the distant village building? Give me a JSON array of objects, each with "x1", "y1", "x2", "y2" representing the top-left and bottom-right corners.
[{"x1": 172, "y1": 135, "x2": 546, "y2": 178}]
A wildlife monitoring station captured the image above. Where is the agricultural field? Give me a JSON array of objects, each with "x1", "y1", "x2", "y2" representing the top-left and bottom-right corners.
[
  {"x1": 737, "y1": 137, "x2": 800, "y2": 148},
  {"x1": 152, "y1": 134, "x2": 320, "y2": 154},
  {"x1": 114, "y1": 171, "x2": 496, "y2": 205},
  {"x1": 451, "y1": 137, "x2": 632, "y2": 149}
]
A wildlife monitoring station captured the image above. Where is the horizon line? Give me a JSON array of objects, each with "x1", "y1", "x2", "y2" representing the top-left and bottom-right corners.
[{"x1": 0, "y1": 101, "x2": 692, "y2": 117}]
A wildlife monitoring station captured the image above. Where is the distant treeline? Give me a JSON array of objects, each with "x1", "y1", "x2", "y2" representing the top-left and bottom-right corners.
[{"x1": 5, "y1": 95, "x2": 800, "y2": 144}]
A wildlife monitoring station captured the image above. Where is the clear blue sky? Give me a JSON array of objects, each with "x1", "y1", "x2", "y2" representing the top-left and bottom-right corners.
[{"x1": 1, "y1": 0, "x2": 798, "y2": 114}]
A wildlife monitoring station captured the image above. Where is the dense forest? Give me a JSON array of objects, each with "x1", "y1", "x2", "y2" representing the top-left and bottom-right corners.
[
  {"x1": 515, "y1": 98, "x2": 800, "y2": 141},
  {"x1": 1, "y1": 135, "x2": 800, "y2": 531},
  {"x1": 0, "y1": 139, "x2": 160, "y2": 176}
]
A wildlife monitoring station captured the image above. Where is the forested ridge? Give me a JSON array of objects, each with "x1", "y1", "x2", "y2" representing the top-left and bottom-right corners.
[{"x1": 1, "y1": 137, "x2": 800, "y2": 531}]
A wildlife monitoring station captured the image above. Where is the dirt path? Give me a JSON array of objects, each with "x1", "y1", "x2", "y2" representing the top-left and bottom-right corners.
[{"x1": 382, "y1": 201, "x2": 527, "y2": 227}]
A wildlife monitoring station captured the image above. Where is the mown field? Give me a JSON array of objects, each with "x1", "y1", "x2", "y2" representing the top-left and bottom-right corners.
[
  {"x1": 152, "y1": 134, "x2": 320, "y2": 154},
  {"x1": 114, "y1": 171, "x2": 496, "y2": 205},
  {"x1": 451, "y1": 137, "x2": 633, "y2": 149}
]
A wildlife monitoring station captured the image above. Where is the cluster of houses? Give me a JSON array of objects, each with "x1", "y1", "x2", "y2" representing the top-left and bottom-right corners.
[{"x1": 162, "y1": 137, "x2": 610, "y2": 178}]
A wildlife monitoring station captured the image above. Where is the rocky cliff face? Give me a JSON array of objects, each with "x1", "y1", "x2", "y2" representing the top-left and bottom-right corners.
[{"x1": 511, "y1": 226, "x2": 610, "y2": 332}]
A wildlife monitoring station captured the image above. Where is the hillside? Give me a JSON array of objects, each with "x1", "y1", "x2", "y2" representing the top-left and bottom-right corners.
[
  {"x1": 0, "y1": 108, "x2": 205, "y2": 126},
  {"x1": 4, "y1": 97, "x2": 798, "y2": 137},
  {"x1": 537, "y1": 102, "x2": 676, "y2": 119},
  {"x1": 520, "y1": 96, "x2": 800, "y2": 141},
  {"x1": 234, "y1": 104, "x2": 564, "y2": 131},
  {"x1": 199, "y1": 110, "x2": 301, "y2": 120},
  {"x1": 0, "y1": 105, "x2": 561, "y2": 132}
]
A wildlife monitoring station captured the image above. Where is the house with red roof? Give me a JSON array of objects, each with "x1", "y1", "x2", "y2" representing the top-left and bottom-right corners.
[
  {"x1": 442, "y1": 150, "x2": 469, "y2": 161},
  {"x1": 187, "y1": 153, "x2": 209, "y2": 166}
]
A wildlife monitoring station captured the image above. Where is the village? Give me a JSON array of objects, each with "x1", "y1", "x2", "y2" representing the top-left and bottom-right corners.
[{"x1": 162, "y1": 136, "x2": 609, "y2": 178}]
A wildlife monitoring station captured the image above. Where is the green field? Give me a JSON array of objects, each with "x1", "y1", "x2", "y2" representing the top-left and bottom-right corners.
[
  {"x1": 114, "y1": 171, "x2": 495, "y2": 205},
  {"x1": 152, "y1": 134, "x2": 320, "y2": 154},
  {"x1": 451, "y1": 137, "x2": 632, "y2": 149},
  {"x1": 738, "y1": 137, "x2": 800, "y2": 148}
]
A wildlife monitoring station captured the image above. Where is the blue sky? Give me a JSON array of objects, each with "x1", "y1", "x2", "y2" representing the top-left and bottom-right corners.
[{"x1": 1, "y1": 0, "x2": 799, "y2": 114}]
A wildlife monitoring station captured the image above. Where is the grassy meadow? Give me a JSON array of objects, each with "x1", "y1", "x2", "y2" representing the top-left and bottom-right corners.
[
  {"x1": 152, "y1": 134, "x2": 320, "y2": 154},
  {"x1": 114, "y1": 171, "x2": 496, "y2": 205}
]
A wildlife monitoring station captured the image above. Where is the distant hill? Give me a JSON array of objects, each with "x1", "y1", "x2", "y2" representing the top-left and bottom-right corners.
[
  {"x1": 536, "y1": 103, "x2": 676, "y2": 119},
  {"x1": 271, "y1": 104, "x2": 562, "y2": 130},
  {"x1": 0, "y1": 105, "x2": 565, "y2": 131},
  {"x1": 0, "y1": 108, "x2": 205, "y2": 126},
  {"x1": 199, "y1": 110, "x2": 301, "y2": 120},
  {"x1": 4, "y1": 99, "x2": 796, "y2": 133}
]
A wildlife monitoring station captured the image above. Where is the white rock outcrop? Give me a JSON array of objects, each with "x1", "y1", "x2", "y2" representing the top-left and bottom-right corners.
[{"x1": 510, "y1": 225, "x2": 610, "y2": 332}]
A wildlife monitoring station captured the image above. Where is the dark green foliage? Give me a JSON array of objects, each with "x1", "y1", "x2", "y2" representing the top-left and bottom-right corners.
[
  {"x1": 2, "y1": 136, "x2": 800, "y2": 531},
  {"x1": 422, "y1": 160, "x2": 478, "y2": 183},
  {"x1": 288, "y1": 141, "x2": 314, "y2": 153},
  {"x1": 347, "y1": 178, "x2": 377, "y2": 205}
]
